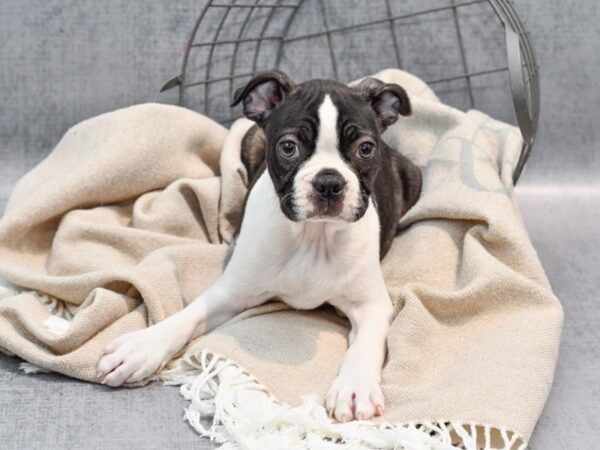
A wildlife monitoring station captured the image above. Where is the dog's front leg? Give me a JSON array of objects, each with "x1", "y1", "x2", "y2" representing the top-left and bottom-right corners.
[
  {"x1": 326, "y1": 286, "x2": 393, "y2": 422},
  {"x1": 97, "y1": 279, "x2": 262, "y2": 387}
]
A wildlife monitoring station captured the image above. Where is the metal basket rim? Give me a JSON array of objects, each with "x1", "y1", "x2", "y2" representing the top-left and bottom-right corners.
[{"x1": 159, "y1": 0, "x2": 539, "y2": 185}]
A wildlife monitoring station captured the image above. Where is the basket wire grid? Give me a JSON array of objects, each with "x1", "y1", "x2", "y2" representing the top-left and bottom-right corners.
[{"x1": 160, "y1": 0, "x2": 539, "y2": 184}]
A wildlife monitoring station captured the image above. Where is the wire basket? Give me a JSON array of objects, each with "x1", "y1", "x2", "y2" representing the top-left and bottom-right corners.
[{"x1": 159, "y1": 0, "x2": 538, "y2": 184}]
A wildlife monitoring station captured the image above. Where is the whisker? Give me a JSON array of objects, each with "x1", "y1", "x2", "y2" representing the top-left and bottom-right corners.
[{"x1": 280, "y1": 192, "x2": 291, "y2": 206}]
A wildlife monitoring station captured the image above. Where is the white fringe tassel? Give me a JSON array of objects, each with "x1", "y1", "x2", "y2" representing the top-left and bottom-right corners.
[
  {"x1": 0, "y1": 281, "x2": 19, "y2": 299},
  {"x1": 35, "y1": 292, "x2": 77, "y2": 321},
  {"x1": 161, "y1": 350, "x2": 527, "y2": 450},
  {"x1": 1, "y1": 280, "x2": 75, "y2": 374},
  {"x1": 0, "y1": 279, "x2": 77, "y2": 321},
  {"x1": 19, "y1": 362, "x2": 52, "y2": 374}
]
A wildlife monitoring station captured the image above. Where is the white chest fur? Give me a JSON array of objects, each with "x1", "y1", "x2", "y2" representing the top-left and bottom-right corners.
[{"x1": 223, "y1": 172, "x2": 382, "y2": 310}]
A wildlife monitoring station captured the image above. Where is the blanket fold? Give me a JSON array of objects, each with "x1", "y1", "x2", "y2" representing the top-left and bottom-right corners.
[{"x1": 0, "y1": 70, "x2": 562, "y2": 450}]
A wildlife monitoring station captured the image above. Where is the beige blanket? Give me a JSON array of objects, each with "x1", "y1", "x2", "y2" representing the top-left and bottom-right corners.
[{"x1": 0, "y1": 70, "x2": 562, "y2": 449}]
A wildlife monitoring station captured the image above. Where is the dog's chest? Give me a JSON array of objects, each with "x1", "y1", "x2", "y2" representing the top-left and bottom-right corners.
[
  {"x1": 272, "y1": 223, "x2": 360, "y2": 308},
  {"x1": 234, "y1": 173, "x2": 381, "y2": 309}
]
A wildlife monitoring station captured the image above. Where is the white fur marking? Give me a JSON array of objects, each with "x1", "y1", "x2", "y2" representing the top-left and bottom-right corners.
[{"x1": 315, "y1": 95, "x2": 339, "y2": 155}]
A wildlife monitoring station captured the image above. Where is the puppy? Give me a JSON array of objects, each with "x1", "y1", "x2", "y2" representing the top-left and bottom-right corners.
[{"x1": 97, "y1": 70, "x2": 421, "y2": 422}]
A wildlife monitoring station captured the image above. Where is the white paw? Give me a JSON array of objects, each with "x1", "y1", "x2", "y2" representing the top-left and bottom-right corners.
[
  {"x1": 325, "y1": 371, "x2": 384, "y2": 422},
  {"x1": 97, "y1": 326, "x2": 185, "y2": 387}
]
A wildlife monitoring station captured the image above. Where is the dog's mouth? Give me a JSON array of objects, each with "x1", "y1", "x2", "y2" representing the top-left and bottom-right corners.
[
  {"x1": 305, "y1": 196, "x2": 345, "y2": 221},
  {"x1": 281, "y1": 195, "x2": 365, "y2": 224}
]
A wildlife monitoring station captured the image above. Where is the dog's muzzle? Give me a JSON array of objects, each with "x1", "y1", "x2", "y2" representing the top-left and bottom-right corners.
[{"x1": 309, "y1": 168, "x2": 347, "y2": 217}]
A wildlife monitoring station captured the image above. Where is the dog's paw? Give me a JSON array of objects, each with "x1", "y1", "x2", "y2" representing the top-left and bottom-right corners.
[
  {"x1": 325, "y1": 371, "x2": 384, "y2": 422},
  {"x1": 97, "y1": 325, "x2": 185, "y2": 387}
]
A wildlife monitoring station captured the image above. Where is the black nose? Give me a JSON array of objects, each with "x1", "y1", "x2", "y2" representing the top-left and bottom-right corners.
[{"x1": 312, "y1": 169, "x2": 346, "y2": 200}]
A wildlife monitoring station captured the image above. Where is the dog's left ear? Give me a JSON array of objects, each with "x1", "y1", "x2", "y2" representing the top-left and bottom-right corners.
[
  {"x1": 354, "y1": 78, "x2": 411, "y2": 129},
  {"x1": 231, "y1": 70, "x2": 295, "y2": 125}
]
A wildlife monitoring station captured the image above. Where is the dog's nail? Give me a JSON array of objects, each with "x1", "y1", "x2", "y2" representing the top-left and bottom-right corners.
[
  {"x1": 375, "y1": 405, "x2": 383, "y2": 416},
  {"x1": 356, "y1": 413, "x2": 364, "y2": 421}
]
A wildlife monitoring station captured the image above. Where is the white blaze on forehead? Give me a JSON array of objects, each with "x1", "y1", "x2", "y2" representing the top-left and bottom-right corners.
[{"x1": 315, "y1": 95, "x2": 339, "y2": 154}]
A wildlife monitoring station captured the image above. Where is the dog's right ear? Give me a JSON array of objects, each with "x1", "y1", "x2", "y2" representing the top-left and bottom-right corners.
[{"x1": 231, "y1": 70, "x2": 295, "y2": 125}]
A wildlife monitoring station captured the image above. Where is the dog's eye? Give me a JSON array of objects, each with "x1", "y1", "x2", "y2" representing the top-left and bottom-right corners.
[
  {"x1": 279, "y1": 141, "x2": 299, "y2": 158},
  {"x1": 358, "y1": 142, "x2": 375, "y2": 159}
]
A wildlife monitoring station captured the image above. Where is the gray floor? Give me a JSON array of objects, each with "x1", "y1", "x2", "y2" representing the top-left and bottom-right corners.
[
  {"x1": 516, "y1": 188, "x2": 600, "y2": 449},
  {"x1": 0, "y1": 357, "x2": 216, "y2": 449},
  {"x1": 0, "y1": 186, "x2": 598, "y2": 449}
]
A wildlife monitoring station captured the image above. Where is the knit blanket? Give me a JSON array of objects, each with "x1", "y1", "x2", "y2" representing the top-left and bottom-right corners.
[{"x1": 0, "y1": 70, "x2": 562, "y2": 450}]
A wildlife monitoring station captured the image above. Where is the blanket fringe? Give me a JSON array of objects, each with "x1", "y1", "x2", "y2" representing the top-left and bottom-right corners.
[
  {"x1": 0, "y1": 281, "x2": 76, "y2": 321},
  {"x1": 19, "y1": 362, "x2": 52, "y2": 374},
  {"x1": 0, "y1": 281, "x2": 19, "y2": 299},
  {"x1": 35, "y1": 292, "x2": 77, "y2": 321},
  {"x1": 160, "y1": 350, "x2": 528, "y2": 450},
  {"x1": 1, "y1": 281, "x2": 73, "y2": 373}
]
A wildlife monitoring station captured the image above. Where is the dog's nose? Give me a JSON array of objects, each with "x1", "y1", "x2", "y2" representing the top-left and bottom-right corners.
[{"x1": 312, "y1": 169, "x2": 346, "y2": 200}]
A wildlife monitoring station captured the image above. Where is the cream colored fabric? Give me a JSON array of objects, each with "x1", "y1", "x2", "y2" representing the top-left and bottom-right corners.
[{"x1": 0, "y1": 71, "x2": 562, "y2": 446}]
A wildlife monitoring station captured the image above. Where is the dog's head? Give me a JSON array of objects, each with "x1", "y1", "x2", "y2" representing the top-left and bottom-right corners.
[{"x1": 232, "y1": 70, "x2": 412, "y2": 223}]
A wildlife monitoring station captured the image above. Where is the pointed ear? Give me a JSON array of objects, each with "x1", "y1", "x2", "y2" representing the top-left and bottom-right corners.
[
  {"x1": 354, "y1": 78, "x2": 411, "y2": 129},
  {"x1": 231, "y1": 70, "x2": 295, "y2": 125}
]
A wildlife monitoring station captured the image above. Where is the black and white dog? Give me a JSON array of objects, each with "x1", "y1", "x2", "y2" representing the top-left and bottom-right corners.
[{"x1": 98, "y1": 71, "x2": 421, "y2": 422}]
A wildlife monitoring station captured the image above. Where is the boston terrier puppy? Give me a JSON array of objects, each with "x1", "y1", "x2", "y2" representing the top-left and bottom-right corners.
[{"x1": 98, "y1": 70, "x2": 421, "y2": 422}]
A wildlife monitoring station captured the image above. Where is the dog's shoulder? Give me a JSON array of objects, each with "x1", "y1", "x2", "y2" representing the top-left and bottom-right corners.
[
  {"x1": 373, "y1": 143, "x2": 422, "y2": 259},
  {"x1": 223, "y1": 126, "x2": 267, "y2": 270}
]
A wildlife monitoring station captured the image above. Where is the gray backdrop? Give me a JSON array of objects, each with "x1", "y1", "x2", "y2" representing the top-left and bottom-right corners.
[{"x1": 0, "y1": 1, "x2": 598, "y2": 449}]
